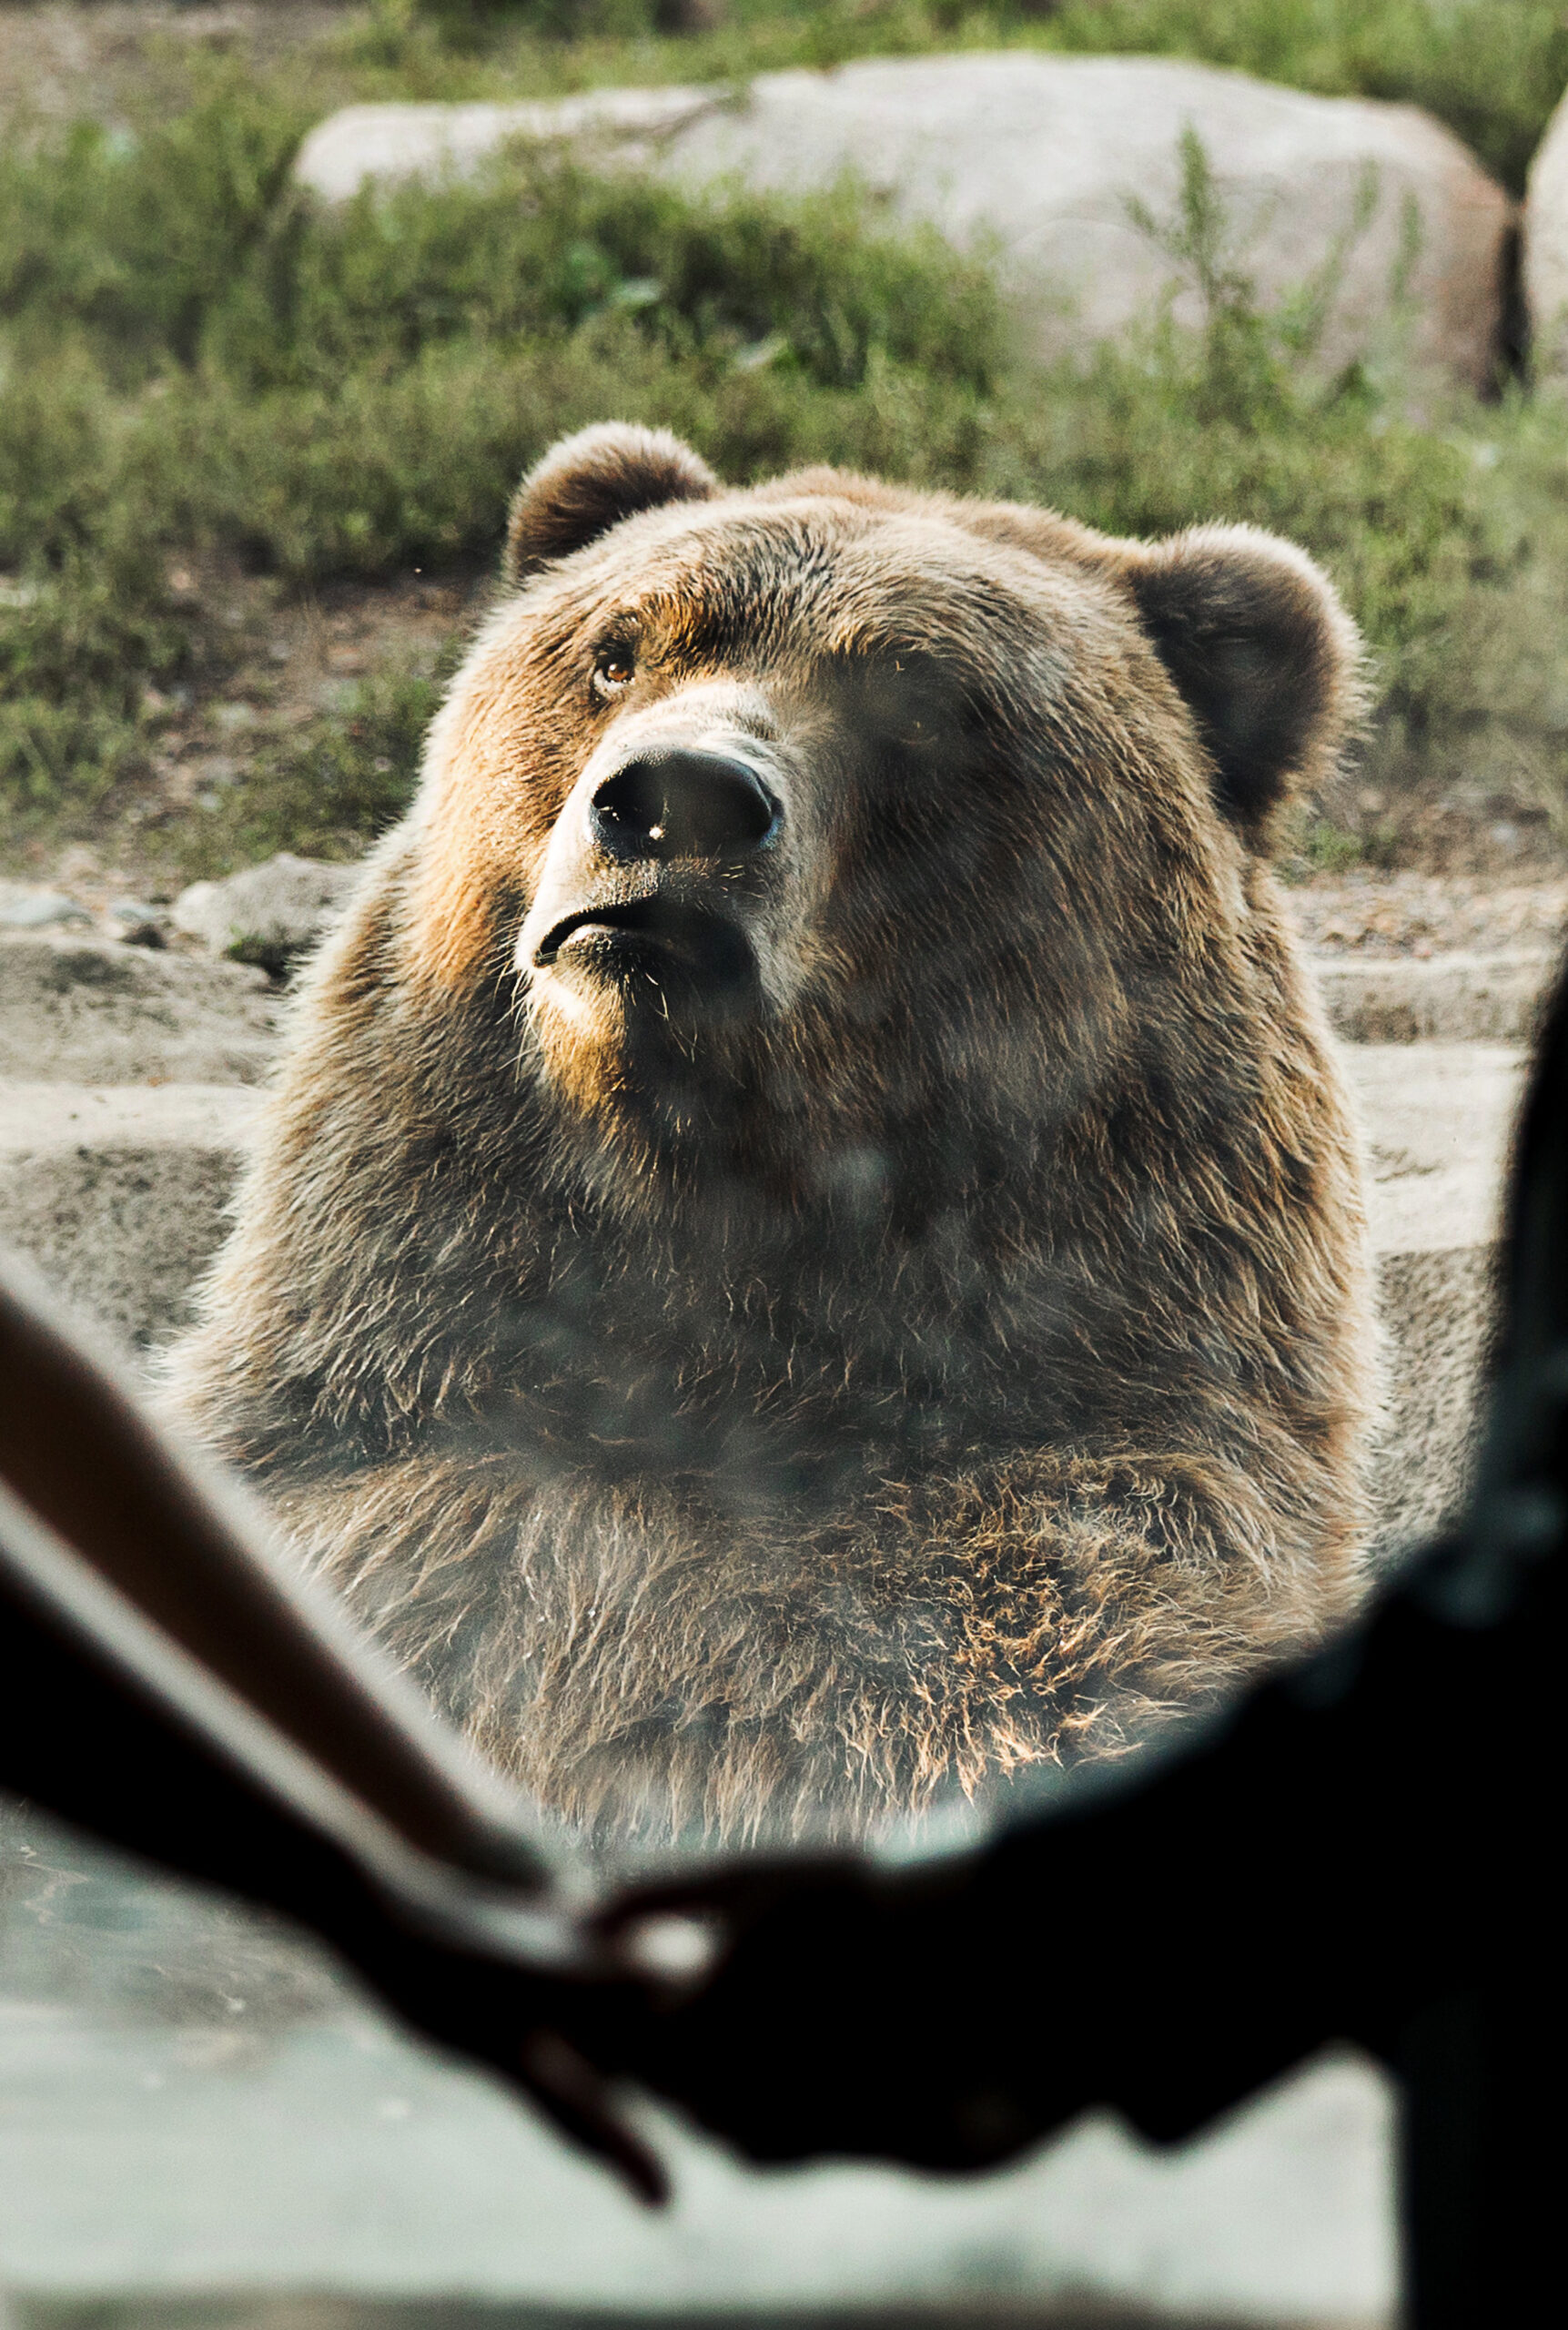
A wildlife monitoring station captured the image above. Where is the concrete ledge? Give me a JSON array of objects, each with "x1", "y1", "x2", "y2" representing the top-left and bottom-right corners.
[
  {"x1": 0, "y1": 934, "x2": 279, "y2": 1087},
  {"x1": 0, "y1": 1083, "x2": 258, "y2": 1349},
  {"x1": 1314, "y1": 950, "x2": 1553, "y2": 1045},
  {"x1": 1341, "y1": 1044, "x2": 1521, "y2": 1556}
]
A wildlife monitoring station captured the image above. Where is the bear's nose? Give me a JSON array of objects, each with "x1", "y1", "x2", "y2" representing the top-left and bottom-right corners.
[{"x1": 589, "y1": 751, "x2": 778, "y2": 861}]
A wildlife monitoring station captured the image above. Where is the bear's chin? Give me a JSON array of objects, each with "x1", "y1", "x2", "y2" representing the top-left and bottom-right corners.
[{"x1": 528, "y1": 958, "x2": 766, "y2": 1156}]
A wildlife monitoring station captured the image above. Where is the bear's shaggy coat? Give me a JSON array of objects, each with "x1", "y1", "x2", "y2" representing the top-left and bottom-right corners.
[{"x1": 167, "y1": 426, "x2": 1375, "y2": 1847}]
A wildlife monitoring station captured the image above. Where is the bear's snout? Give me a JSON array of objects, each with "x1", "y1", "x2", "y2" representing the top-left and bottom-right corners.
[
  {"x1": 589, "y1": 750, "x2": 779, "y2": 864},
  {"x1": 518, "y1": 750, "x2": 790, "y2": 1050}
]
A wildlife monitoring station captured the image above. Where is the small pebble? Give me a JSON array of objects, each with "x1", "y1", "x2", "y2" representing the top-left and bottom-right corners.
[
  {"x1": 0, "y1": 888, "x2": 90, "y2": 930},
  {"x1": 108, "y1": 900, "x2": 167, "y2": 949}
]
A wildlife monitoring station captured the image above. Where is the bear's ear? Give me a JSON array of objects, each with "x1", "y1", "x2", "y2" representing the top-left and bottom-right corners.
[
  {"x1": 504, "y1": 423, "x2": 719, "y2": 585},
  {"x1": 1118, "y1": 524, "x2": 1364, "y2": 848}
]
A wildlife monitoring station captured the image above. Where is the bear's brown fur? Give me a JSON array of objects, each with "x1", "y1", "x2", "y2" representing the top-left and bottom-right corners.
[{"x1": 166, "y1": 424, "x2": 1375, "y2": 1849}]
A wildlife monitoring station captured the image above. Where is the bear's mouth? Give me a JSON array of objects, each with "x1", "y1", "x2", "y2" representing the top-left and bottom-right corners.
[{"x1": 534, "y1": 897, "x2": 757, "y2": 996}]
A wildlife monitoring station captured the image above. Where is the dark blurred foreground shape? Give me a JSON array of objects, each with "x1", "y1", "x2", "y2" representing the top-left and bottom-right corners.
[{"x1": 5, "y1": 957, "x2": 1567, "y2": 2322}]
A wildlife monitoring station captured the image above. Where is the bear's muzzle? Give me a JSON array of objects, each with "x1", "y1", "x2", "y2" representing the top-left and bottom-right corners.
[{"x1": 588, "y1": 749, "x2": 779, "y2": 863}]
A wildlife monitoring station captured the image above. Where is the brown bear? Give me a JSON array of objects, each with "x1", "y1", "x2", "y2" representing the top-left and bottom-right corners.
[{"x1": 166, "y1": 423, "x2": 1375, "y2": 1850}]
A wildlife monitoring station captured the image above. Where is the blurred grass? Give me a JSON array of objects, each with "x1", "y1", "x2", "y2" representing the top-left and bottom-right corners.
[
  {"x1": 15, "y1": 5, "x2": 1554, "y2": 193},
  {"x1": 4, "y1": 28, "x2": 1568, "y2": 862},
  {"x1": 178, "y1": 664, "x2": 455, "y2": 876},
  {"x1": 0, "y1": 74, "x2": 1008, "y2": 824}
]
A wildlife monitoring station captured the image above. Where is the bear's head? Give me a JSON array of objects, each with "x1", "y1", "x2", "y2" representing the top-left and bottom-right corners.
[{"x1": 403, "y1": 423, "x2": 1360, "y2": 1221}]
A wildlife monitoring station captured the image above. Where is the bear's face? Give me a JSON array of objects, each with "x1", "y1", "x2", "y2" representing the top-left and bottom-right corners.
[
  {"x1": 406, "y1": 427, "x2": 1358, "y2": 1200},
  {"x1": 504, "y1": 512, "x2": 1156, "y2": 1151}
]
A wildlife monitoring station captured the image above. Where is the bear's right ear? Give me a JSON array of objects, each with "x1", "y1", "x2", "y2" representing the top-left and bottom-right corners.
[
  {"x1": 504, "y1": 423, "x2": 719, "y2": 585},
  {"x1": 1116, "y1": 524, "x2": 1365, "y2": 851}
]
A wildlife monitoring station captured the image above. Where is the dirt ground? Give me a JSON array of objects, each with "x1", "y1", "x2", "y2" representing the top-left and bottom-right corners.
[
  {"x1": 1286, "y1": 869, "x2": 1568, "y2": 956},
  {"x1": 0, "y1": 3, "x2": 352, "y2": 124},
  {"x1": 0, "y1": 560, "x2": 486, "y2": 912},
  {"x1": 130, "y1": 562, "x2": 474, "y2": 812}
]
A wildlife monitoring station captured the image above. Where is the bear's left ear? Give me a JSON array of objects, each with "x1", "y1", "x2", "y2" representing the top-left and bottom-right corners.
[
  {"x1": 504, "y1": 423, "x2": 719, "y2": 585},
  {"x1": 1118, "y1": 524, "x2": 1364, "y2": 848}
]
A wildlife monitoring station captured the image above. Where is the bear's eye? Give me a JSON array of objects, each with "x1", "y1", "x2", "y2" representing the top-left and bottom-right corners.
[{"x1": 592, "y1": 642, "x2": 637, "y2": 699}]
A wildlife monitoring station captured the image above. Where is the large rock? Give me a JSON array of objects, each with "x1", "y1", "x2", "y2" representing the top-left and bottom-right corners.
[
  {"x1": 295, "y1": 56, "x2": 1515, "y2": 390},
  {"x1": 0, "y1": 939, "x2": 1526, "y2": 1514},
  {"x1": 294, "y1": 84, "x2": 712, "y2": 198},
  {"x1": 172, "y1": 852, "x2": 361, "y2": 978},
  {"x1": 0, "y1": 1044, "x2": 1522, "y2": 1539},
  {"x1": 1526, "y1": 77, "x2": 1568, "y2": 378}
]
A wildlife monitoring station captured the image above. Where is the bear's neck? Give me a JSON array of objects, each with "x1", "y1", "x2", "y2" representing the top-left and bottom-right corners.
[{"x1": 252, "y1": 990, "x2": 1107, "y2": 1491}]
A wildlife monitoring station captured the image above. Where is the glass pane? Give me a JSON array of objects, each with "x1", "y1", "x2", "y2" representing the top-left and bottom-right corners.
[
  {"x1": 0, "y1": 1798, "x2": 1397, "y2": 2324},
  {"x1": 4, "y1": 6, "x2": 1552, "y2": 2316}
]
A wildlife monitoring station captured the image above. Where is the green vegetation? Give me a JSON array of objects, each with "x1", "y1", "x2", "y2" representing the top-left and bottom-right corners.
[
  {"x1": 179, "y1": 665, "x2": 454, "y2": 880},
  {"x1": 0, "y1": 67, "x2": 1001, "y2": 843},
  {"x1": 0, "y1": 74, "x2": 1007, "y2": 836},
  {"x1": 4, "y1": 14, "x2": 1568, "y2": 870}
]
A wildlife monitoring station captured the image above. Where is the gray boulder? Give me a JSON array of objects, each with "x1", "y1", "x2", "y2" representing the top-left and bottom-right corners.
[
  {"x1": 293, "y1": 86, "x2": 713, "y2": 199},
  {"x1": 172, "y1": 852, "x2": 361, "y2": 978},
  {"x1": 295, "y1": 54, "x2": 1514, "y2": 390},
  {"x1": 1526, "y1": 78, "x2": 1568, "y2": 379}
]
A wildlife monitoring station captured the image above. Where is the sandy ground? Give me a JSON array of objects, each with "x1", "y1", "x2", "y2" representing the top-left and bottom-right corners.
[
  {"x1": 1285, "y1": 870, "x2": 1568, "y2": 957},
  {"x1": 0, "y1": 3, "x2": 350, "y2": 125}
]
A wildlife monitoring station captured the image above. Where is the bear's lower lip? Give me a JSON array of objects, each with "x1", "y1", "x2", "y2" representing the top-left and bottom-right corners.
[{"x1": 536, "y1": 898, "x2": 756, "y2": 993}]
